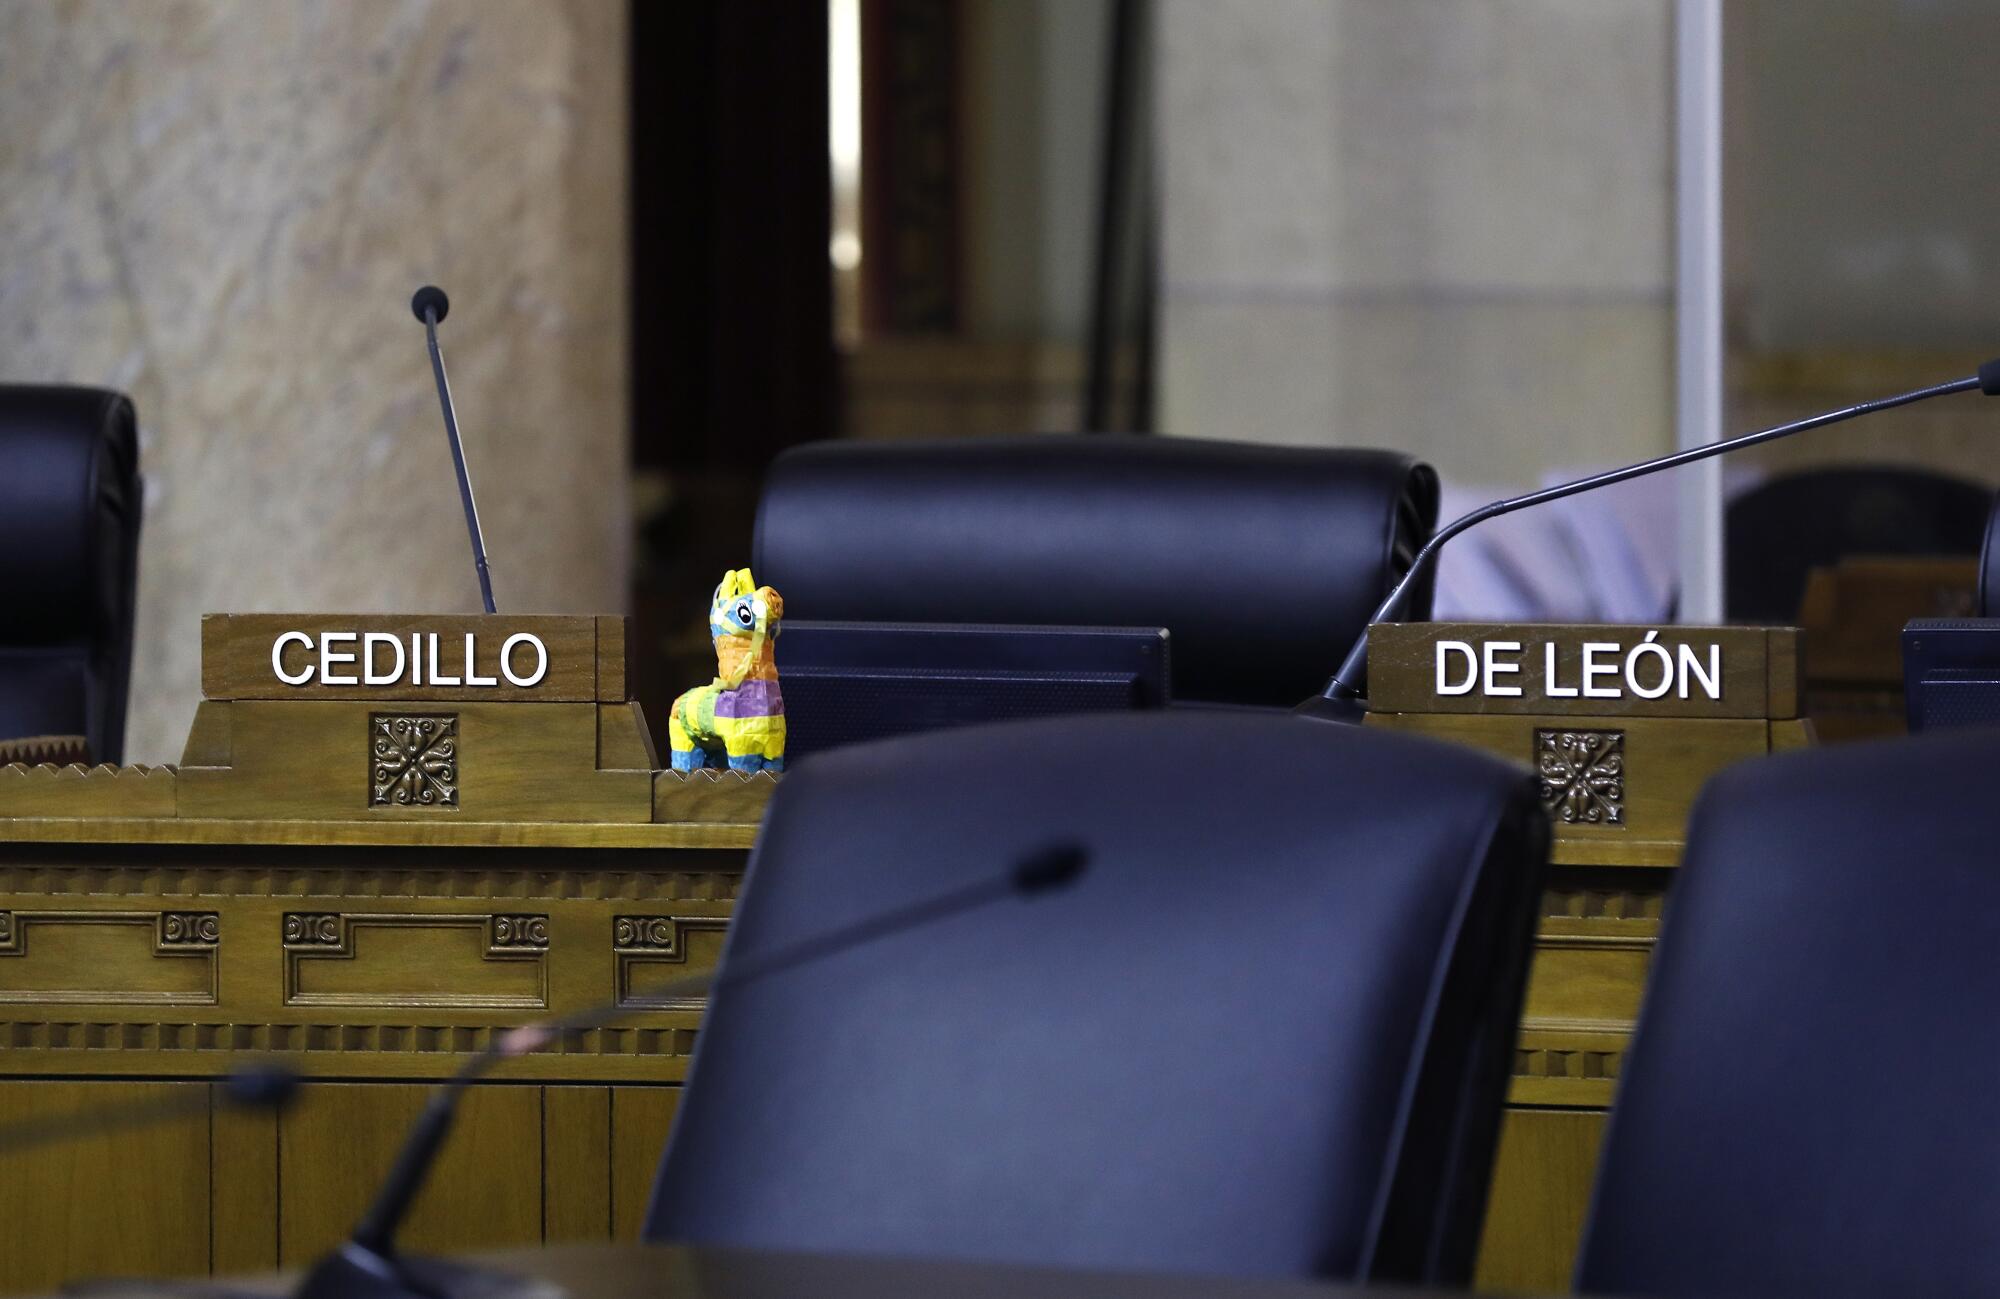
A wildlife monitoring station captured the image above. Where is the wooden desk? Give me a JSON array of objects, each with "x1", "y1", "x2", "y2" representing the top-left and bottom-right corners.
[
  {"x1": 0, "y1": 616, "x2": 772, "y2": 1294},
  {"x1": 51, "y1": 1243, "x2": 1473, "y2": 1299},
  {"x1": 450, "y1": 1244, "x2": 1468, "y2": 1299}
]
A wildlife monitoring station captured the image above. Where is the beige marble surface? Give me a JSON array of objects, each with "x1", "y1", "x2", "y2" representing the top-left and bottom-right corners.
[
  {"x1": 0, "y1": 0, "x2": 629, "y2": 763},
  {"x1": 1156, "y1": 0, "x2": 1673, "y2": 485}
]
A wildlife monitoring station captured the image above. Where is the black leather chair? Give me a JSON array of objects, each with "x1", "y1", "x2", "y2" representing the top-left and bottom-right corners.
[
  {"x1": 752, "y1": 436, "x2": 1440, "y2": 708},
  {"x1": 1726, "y1": 465, "x2": 1990, "y2": 622},
  {"x1": 0, "y1": 386, "x2": 143, "y2": 763},
  {"x1": 1577, "y1": 728, "x2": 2000, "y2": 1297},
  {"x1": 1977, "y1": 488, "x2": 2000, "y2": 616},
  {"x1": 646, "y1": 710, "x2": 1548, "y2": 1283}
]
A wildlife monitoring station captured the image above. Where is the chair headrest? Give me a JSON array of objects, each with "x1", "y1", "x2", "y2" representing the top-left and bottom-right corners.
[
  {"x1": 753, "y1": 436, "x2": 1439, "y2": 707},
  {"x1": 0, "y1": 386, "x2": 139, "y2": 644}
]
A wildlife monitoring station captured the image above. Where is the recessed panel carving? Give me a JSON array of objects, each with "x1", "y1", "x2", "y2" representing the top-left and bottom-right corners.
[
  {"x1": 613, "y1": 914, "x2": 728, "y2": 1010},
  {"x1": 284, "y1": 912, "x2": 547, "y2": 1009},
  {"x1": 0, "y1": 911, "x2": 217, "y2": 1004}
]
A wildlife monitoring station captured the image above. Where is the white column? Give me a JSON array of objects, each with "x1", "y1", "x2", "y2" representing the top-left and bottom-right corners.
[{"x1": 1675, "y1": 0, "x2": 1726, "y2": 623}]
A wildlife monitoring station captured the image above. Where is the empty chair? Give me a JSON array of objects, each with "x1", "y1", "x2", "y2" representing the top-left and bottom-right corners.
[
  {"x1": 1577, "y1": 728, "x2": 2000, "y2": 1297},
  {"x1": 1726, "y1": 465, "x2": 1989, "y2": 622},
  {"x1": 752, "y1": 436, "x2": 1439, "y2": 708},
  {"x1": 647, "y1": 710, "x2": 1547, "y2": 1284},
  {"x1": 0, "y1": 387, "x2": 143, "y2": 762}
]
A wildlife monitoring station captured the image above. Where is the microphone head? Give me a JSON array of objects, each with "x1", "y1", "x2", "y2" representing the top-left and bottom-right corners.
[
  {"x1": 1979, "y1": 359, "x2": 2000, "y2": 396},
  {"x1": 221, "y1": 1063, "x2": 302, "y2": 1111},
  {"x1": 1011, "y1": 842, "x2": 1088, "y2": 895},
  {"x1": 410, "y1": 284, "x2": 450, "y2": 325}
]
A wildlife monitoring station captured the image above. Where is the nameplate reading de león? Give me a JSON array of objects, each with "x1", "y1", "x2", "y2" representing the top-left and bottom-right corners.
[{"x1": 1363, "y1": 622, "x2": 1801, "y2": 720}]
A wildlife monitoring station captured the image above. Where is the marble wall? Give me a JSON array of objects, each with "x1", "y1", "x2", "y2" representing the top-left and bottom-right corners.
[
  {"x1": 1155, "y1": 0, "x2": 1673, "y2": 486},
  {"x1": 0, "y1": 0, "x2": 629, "y2": 763}
]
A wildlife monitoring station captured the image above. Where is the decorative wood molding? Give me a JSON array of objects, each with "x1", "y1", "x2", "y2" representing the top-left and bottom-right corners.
[
  {"x1": 614, "y1": 914, "x2": 728, "y2": 1010},
  {"x1": 281, "y1": 912, "x2": 551, "y2": 1010},
  {"x1": 0, "y1": 910, "x2": 219, "y2": 1004},
  {"x1": 157, "y1": 912, "x2": 220, "y2": 948},
  {"x1": 0, "y1": 1018, "x2": 695, "y2": 1058},
  {"x1": 1514, "y1": 1044, "x2": 1621, "y2": 1082},
  {"x1": 370, "y1": 715, "x2": 459, "y2": 809},
  {"x1": 1541, "y1": 883, "x2": 1665, "y2": 922},
  {"x1": 653, "y1": 768, "x2": 780, "y2": 824},
  {"x1": 0, "y1": 763, "x2": 178, "y2": 819},
  {"x1": 0, "y1": 865, "x2": 743, "y2": 902},
  {"x1": 282, "y1": 913, "x2": 343, "y2": 947},
  {"x1": 1507, "y1": 1044, "x2": 1621, "y2": 1108},
  {"x1": 1535, "y1": 729, "x2": 1625, "y2": 827},
  {"x1": 611, "y1": 916, "x2": 681, "y2": 953},
  {"x1": 489, "y1": 915, "x2": 551, "y2": 949},
  {"x1": 0, "y1": 736, "x2": 89, "y2": 766}
]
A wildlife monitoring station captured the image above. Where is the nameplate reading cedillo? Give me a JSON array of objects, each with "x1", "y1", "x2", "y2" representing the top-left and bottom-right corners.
[{"x1": 199, "y1": 613, "x2": 626, "y2": 704}]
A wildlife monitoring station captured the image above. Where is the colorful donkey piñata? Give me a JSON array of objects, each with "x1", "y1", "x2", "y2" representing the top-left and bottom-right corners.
[{"x1": 668, "y1": 569, "x2": 785, "y2": 774}]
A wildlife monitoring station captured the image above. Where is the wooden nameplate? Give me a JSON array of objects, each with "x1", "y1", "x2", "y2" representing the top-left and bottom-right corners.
[
  {"x1": 1365, "y1": 622, "x2": 1810, "y2": 867},
  {"x1": 0, "y1": 614, "x2": 776, "y2": 832}
]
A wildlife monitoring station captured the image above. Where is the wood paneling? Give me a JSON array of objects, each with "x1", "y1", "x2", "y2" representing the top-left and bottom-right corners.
[
  {"x1": 1374, "y1": 713, "x2": 1771, "y2": 848},
  {"x1": 212, "y1": 1085, "x2": 280, "y2": 1274},
  {"x1": 544, "y1": 1087, "x2": 613, "y2": 1244},
  {"x1": 0, "y1": 1081, "x2": 211, "y2": 1295},
  {"x1": 276, "y1": 1083, "x2": 545, "y2": 1267},
  {"x1": 610, "y1": 1088, "x2": 680, "y2": 1242},
  {"x1": 1474, "y1": 1107, "x2": 1607, "y2": 1294},
  {"x1": 176, "y1": 702, "x2": 658, "y2": 824}
]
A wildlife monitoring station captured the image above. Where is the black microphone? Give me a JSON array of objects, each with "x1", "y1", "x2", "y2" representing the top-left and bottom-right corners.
[
  {"x1": 295, "y1": 841, "x2": 1090, "y2": 1299},
  {"x1": 411, "y1": 285, "x2": 498, "y2": 615},
  {"x1": 0, "y1": 1063, "x2": 300, "y2": 1157},
  {"x1": 1299, "y1": 363, "x2": 2000, "y2": 723}
]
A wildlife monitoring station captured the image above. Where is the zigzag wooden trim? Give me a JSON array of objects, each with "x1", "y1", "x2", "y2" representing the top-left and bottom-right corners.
[
  {"x1": 0, "y1": 1018, "x2": 698, "y2": 1057},
  {"x1": 0, "y1": 865, "x2": 744, "y2": 901},
  {"x1": 0, "y1": 736, "x2": 92, "y2": 767}
]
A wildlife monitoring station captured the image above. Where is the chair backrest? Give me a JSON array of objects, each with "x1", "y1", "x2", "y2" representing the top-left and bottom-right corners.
[
  {"x1": 1577, "y1": 729, "x2": 2000, "y2": 1297},
  {"x1": 646, "y1": 711, "x2": 1547, "y2": 1284},
  {"x1": 752, "y1": 436, "x2": 1440, "y2": 708},
  {"x1": 1726, "y1": 465, "x2": 1990, "y2": 622},
  {"x1": 0, "y1": 387, "x2": 142, "y2": 763}
]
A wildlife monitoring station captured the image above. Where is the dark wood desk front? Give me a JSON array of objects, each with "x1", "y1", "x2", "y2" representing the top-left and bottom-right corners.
[{"x1": 53, "y1": 1244, "x2": 1473, "y2": 1299}]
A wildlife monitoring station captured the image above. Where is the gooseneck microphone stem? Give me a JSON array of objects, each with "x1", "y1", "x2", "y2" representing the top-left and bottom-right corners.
[
  {"x1": 413, "y1": 286, "x2": 498, "y2": 615},
  {"x1": 313, "y1": 844, "x2": 1088, "y2": 1299},
  {"x1": 1312, "y1": 368, "x2": 1992, "y2": 714}
]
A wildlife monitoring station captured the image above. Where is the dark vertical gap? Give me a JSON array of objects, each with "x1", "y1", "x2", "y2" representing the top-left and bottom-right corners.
[
  {"x1": 206, "y1": 1082, "x2": 217, "y2": 1276},
  {"x1": 1084, "y1": 0, "x2": 1149, "y2": 433},
  {"x1": 537, "y1": 1086, "x2": 547, "y2": 1243},
  {"x1": 629, "y1": 0, "x2": 833, "y2": 752},
  {"x1": 272, "y1": 1089, "x2": 284, "y2": 1268},
  {"x1": 1132, "y1": 133, "x2": 1159, "y2": 434},
  {"x1": 603, "y1": 1087, "x2": 615, "y2": 1242},
  {"x1": 861, "y1": 0, "x2": 962, "y2": 335}
]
